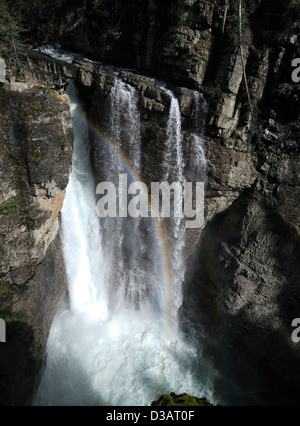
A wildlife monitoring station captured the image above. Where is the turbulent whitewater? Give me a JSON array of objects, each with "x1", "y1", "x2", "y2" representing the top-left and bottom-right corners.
[{"x1": 35, "y1": 76, "x2": 214, "y2": 406}]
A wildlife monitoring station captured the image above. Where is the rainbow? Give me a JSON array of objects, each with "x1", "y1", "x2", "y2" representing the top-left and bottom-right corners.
[{"x1": 70, "y1": 105, "x2": 175, "y2": 338}]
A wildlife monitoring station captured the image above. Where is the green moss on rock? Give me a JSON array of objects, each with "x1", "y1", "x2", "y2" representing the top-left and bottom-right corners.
[
  {"x1": 0, "y1": 284, "x2": 9, "y2": 296},
  {"x1": 29, "y1": 148, "x2": 41, "y2": 163},
  {"x1": 151, "y1": 393, "x2": 214, "y2": 407},
  {"x1": 3, "y1": 310, "x2": 28, "y2": 324},
  {"x1": 0, "y1": 196, "x2": 18, "y2": 214}
]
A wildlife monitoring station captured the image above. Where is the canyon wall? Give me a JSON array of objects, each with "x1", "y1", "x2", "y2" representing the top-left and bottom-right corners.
[{"x1": 0, "y1": 50, "x2": 75, "y2": 405}]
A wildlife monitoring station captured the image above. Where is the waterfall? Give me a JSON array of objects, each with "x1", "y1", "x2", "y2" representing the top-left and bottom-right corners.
[
  {"x1": 188, "y1": 91, "x2": 208, "y2": 182},
  {"x1": 60, "y1": 82, "x2": 108, "y2": 323},
  {"x1": 110, "y1": 78, "x2": 141, "y2": 173},
  {"x1": 100, "y1": 76, "x2": 162, "y2": 312},
  {"x1": 35, "y1": 74, "x2": 215, "y2": 407},
  {"x1": 163, "y1": 89, "x2": 184, "y2": 184},
  {"x1": 159, "y1": 88, "x2": 186, "y2": 331}
]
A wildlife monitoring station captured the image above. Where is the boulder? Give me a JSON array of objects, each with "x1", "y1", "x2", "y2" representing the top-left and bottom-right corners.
[{"x1": 151, "y1": 393, "x2": 215, "y2": 406}]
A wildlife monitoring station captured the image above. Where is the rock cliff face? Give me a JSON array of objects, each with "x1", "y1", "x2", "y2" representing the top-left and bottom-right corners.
[
  {"x1": 58, "y1": 0, "x2": 300, "y2": 146},
  {"x1": 0, "y1": 49, "x2": 74, "y2": 405}
]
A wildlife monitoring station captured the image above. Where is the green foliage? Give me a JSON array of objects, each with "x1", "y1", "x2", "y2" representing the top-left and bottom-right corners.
[
  {"x1": 3, "y1": 0, "x2": 87, "y2": 45},
  {"x1": 60, "y1": 139, "x2": 69, "y2": 152},
  {"x1": 0, "y1": 283, "x2": 8, "y2": 296},
  {"x1": 205, "y1": 83, "x2": 223, "y2": 100},
  {"x1": 223, "y1": 1, "x2": 251, "y2": 46},
  {"x1": 226, "y1": 12, "x2": 250, "y2": 43},
  {"x1": 43, "y1": 86, "x2": 58, "y2": 104},
  {"x1": 29, "y1": 148, "x2": 40, "y2": 163},
  {"x1": 0, "y1": 0, "x2": 106, "y2": 46},
  {"x1": 0, "y1": 196, "x2": 18, "y2": 214},
  {"x1": 152, "y1": 393, "x2": 200, "y2": 407},
  {"x1": 25, "y1": 212, "x2": 33, "y2": 228},
  {"x1": 3, "y1": 309, "x2": 28, "y2": 323},
  {"x1": 0, "y1": 0, "x2": 22, "y2": 56}
]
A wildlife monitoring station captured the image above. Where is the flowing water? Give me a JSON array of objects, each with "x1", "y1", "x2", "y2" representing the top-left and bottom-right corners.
[
  {"x1": 160, "y1": 88, "x2": 186, "y2": 331},
  {"x1": 189, "y1": 91, "x2": 208, "y2": 181},
  {"x1": 34, "y1": 73, "x2": 217, "y2": 406},
  {"x1": 102, "y1": 77, "x2": 153, "y2": 313}
]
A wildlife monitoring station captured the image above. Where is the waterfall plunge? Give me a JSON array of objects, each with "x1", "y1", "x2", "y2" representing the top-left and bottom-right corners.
[
  {"x1": 160, "y1": 88, "x2": 186, "y2": 332},
  {"x1": 35, "y1": 78, "x2": 215, "y2": 406},
  {"x1": 110, "y1": 78, "x2": 142, "y2": 172},
  {"x1": 61, "y1": 84, "x2": 108, "y2": 323},
  {"x1": 188, "y1": 92, "x2": 208, "y2": 181}
]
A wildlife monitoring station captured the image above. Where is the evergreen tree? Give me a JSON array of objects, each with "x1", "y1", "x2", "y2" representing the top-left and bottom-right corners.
[{"x1": 0, "y1": 0, "x2": 22, "y2": 64}]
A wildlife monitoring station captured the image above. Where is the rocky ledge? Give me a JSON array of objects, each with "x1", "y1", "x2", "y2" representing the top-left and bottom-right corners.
[{"x1": 151, "y1": 393, "x2": 215, "y2": 406}]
